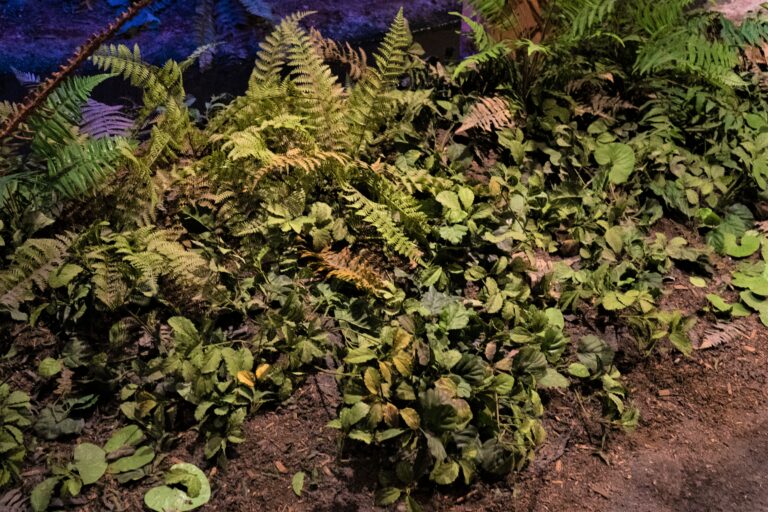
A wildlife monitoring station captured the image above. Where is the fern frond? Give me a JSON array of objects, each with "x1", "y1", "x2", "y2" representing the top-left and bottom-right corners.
[
  {"x1": 91, "y1": 44, "x2": 165, "y2": 101},
  {"x1": 342, "y1": 184, "x2": 423, "y2": 263},
  {"x1": 465, "y1": 0, "x2": 519, "y2": 30},
  {"x1": 47, "y1": 136, "x2": 128, "y2": 199},
  {"x1": 309, "y1": 28, "x2": 368, "y2": 81},
  {"x1": 347, "y1": 8, "x2": 413, "y2": 153},
  {"x1": 562, "y1": 0, "x2": 616, "y2": 40},
  {"x1": 238, "y1": 0, "x2": 273, "y2": 19},
  {"x1": 631, "y1": 0, "x2": 694, "y2": 38},
  {"x1": 80, "y1": 99, "x2": 134, "y2": 139},
  {"x1": 11, "y1": 67, "x2": 40, "y2": 88},
  {"x1": 304, "y1": 246, "x2": 389, "y2": 294},
  {"x1": 285, "y1": 22, "x2": 346, "y2": 151},
  {"x1": 721, "y1": 14, "x2": 768, "y2": 48},
  {"x1": 28, "y1": 74, "x2": 112, "y2": 156},
  {"x1": 456, "y1": 96, "x2": 516, "y2": 135},
  {"x1": 698, "y1": 321, "x2": 751, "y2": 350},
  {"x1": 250, "y1": 12, "x2": 314, "y2": 86},
  {"x1": 0, "y1": 233, "x2": 76, "y2": 316},
  {"x1": 452, "y1": 41, "x2": 512, "y2": 79}
]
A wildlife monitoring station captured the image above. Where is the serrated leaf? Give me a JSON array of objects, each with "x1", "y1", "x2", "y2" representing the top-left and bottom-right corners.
[
  {"x1": 375, "y1": 487, "x2": 402, "y2": 506},
  {"x1": 537, "y1": 368, "x2": 569, "y2": 389},
  {"x1": 38, "y1": 357, "x2": 62, "y2": 378},
  {"x1": 236, "y1": 370, "x2": 255, "y2": 388}
]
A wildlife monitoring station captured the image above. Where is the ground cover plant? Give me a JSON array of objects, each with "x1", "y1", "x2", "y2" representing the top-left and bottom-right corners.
[{"x1": 1, "y1": 0, "x2": 768, "y2": 509}]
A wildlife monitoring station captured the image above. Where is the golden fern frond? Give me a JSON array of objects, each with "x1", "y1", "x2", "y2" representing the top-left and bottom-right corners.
[
  {"x1": 249, "y1": 11, "x2": 315, "y2": 87},
  {"x1": 304, "y1": 246, "x2": 389, "y2": 294},
  {"x1": 456, "y1": 97, "x2": 516, "y2": 135},
  {"x1": 0, "y1": 233, "x2": 76, "y2": 315},
  {"x1": 309, "y1": 27, "x2": 368, "y2": 80}
]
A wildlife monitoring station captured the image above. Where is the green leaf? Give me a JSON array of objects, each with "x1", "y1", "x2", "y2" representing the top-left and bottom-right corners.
[
  {"x1": 109, "y1": 445, "x2": 155, "y2": 473},
  {"x1": 48, "y1": 263, "x2": 83, "y2": 288},
  {"x1": 689, "y1": 276, "x2": 707, "y2": 288},
  {"x1": 458, "y1": 187, "x2": 475, "y2": 210},
  {"x1": 706, "y1": 294, "x2": 732, "y2": 313},
  {"x1": 104, "y1": 425, "x2": 144, "y2": 453},
  {"x1": 31, "y1": 477, "x2": 60, "y2": 512},
  {"x1": 144, "y1": 463, "x2": 211, "y2": 512},
  {"x1": 604, "y1": 226, "x2": 623, "y2": 254},
  {"x1": 344, "y1": 347, "x2": 377, "y2": 364},
  {"x1": 723, "y1": 233, "x2": 761, "y2": 258},
  {"x1": 430, "y1": 460, "x2": 460, "y2": 485},
  {"x1": 537, "y1": 368, "x2": 569, "y2": 389},
  {"x1": 375, "y1": 487, "x2": 402, "y2": 506},
  {"x1": 38, "y1": 357, "x2": 62, "y2": 378},
  {"x1": 567, "y1": 363, "x2": 591, "y2": 378},
  {"x1": 436, "y1": 191, "x2": 462, "y2": 211},
  {"x1": 340, "y1": 402, "x2": 370, "y2": 430},
  {"x1": 291, "y1": 471, "x2": 305, "y2": 497},
  {"x1": 438, "y1": 224, "x2": 468, "y2": 244},
  {"x1": 74, "y1": 443, "x2": 107, "y2": 485},
  {"x1": 439, "y1": 302, "x2": 470, "y2": 331},
  {"x1": 595, "y1": 143, "x2": 635, "y2": 184}
]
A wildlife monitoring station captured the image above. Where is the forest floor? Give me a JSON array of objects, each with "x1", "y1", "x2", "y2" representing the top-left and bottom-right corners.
[{"x1": 15, "y1": 222, "x2": 763, "y2": 512}]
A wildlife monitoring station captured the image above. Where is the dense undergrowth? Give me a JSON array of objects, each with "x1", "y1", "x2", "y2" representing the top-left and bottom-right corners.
[{"x1": 2, "y1": 0, "x2": 768, "y2": 509}]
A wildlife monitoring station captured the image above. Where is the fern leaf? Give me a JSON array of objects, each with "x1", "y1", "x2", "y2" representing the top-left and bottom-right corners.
[
  {"x1": 456, "y1": 96, "x2": 515, "y2": 135},
  {"x1": 698, "y1": 321, "x2": 752, "y2": 350},
  {"x1": 310, "y1": 27, "x2": 368, "y2": 80},
  {"x1": 11, "y1": 67, "x2": 40, "y2": 88},
  {"x1": 47, "y1": 137, "x2": 129, "y2": 199},
  {"x1": 304, "y1": 246, "x2": 389, "y2": 294},
  {"x1": 347, "y1": 8, "x2": 413, "y2": 153},
  {"x1": 342, "y1": 184, "x2": 423, "y2": 263},
  {"x1": 238, "y1": 0, "x2": 273, "y2": 19},
  {"x1": 465, "y1": 0, "x2": 519, "y2": 30},
  {"x1": 0, "y1": 233, "x2": 76, "y2": 316},
  {"x1": 80, "y1": 99, "x2": 134, "y2": 139}
]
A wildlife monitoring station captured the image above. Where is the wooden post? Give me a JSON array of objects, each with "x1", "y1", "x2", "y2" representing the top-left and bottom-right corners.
[{"x1": 462, "y1": 0, "x2": 544, "y2": 43}]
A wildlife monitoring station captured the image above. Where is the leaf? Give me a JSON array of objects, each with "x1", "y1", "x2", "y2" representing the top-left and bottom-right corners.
[
  {"x1": 439, "y1": 302, "x2": 470, "y2": 331},
  {"x1": 430, "y1": 460, "x2": 460, "y2": 485},
  {"x1": 595, "y1": 143, "x2": 635, "y2": 184},
  {"x1": 375, "y1": 487, "x2": 402, "y2": 506},
  {"x1": 74, "y1": 443, "x2": 107, "y2": 485},
  {"x1": 109, "y1": 445, "x2": 155, "y2": 473},
  {"x1": 458, "y1": 187, "x2": 475, "y2": 210},
  {"x1": 537, "y1": 368, "x2": 570, "y2": 389},
  {"x1": 38, "y1": 357, "x2": 62, "y2": 378},
  {"x1": 340, "y1": 402, "x2": 370, "y2": 430},
  {"x1": 689, "y1": 276, "x2": 707, "y2": 288},
  {"x1": 104, "y1": 425, "x2": 144, "y2": 453},
  {"x1": 436, "y1": 191, "x2": 462, "y2": 211},
  {"x1": 400, "y1": 407, "x2": 420, "y2": 429},
  {"x1": 438, "y1": 224, "x2": 468, "y2": 244},
  {"x1": 31, "y1": 477, "x2": 59, "y2": 512},
  {"x1": 706, "y1": 294, "x2": 732, "y2": 313},
  {"x1": 345, "y1": 347, "x2": 377, "y2": 364},
  {"x1": 144, "y1": 463, "x2": 211, "y2": 512},
  {"x1": 255, "y1": 363, "x2": 270, "y2": 380},
  {"x1": 48, "y1": 263, "x2": 83, "y2": 288},
  {"x1": 723, "y1": 232, "x2": 761, "y2": 258},
  {"x1": 604, "y1": 226, "x2": 623, "y2": 254},
  {"x1": 236, "y1": 370, "x2": 255, "y2": 388},
  {"x1": 567, "y1": 362, "x2": 591, "y2": 378},
  {"x1": 291, "y1": 471, "x2": 305, "y2": 497}
]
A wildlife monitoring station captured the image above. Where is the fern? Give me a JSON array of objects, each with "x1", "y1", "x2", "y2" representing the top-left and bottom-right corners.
[
  {"x1": 465, "y1": 0, "x2": 519, "y2": 30},
  {"x1": 456, "y1": 96, "x2": 516, "y2": 135},
  {"x1": 0, "y1": 233, "x2": 76, "y2": 318},
  {"x1": 310, "y1": 28, "x2": 369, "y2": 81},
  {"x1": 80, "y1": 99, "x2": 134, "y2": 139},
  {"x1": 47, "y1": 136, "x2": 130, "y2": 199},
  {"x1": 347, "y1": 8, "x2": 413, "y2": 153},
  {"x1": 285, "y1": 22, "x2": 347, "y2": 151},
  {"x1": 342, "y1": 184, "x2": 423, "y2": 263},
  {"x1": 561, "y1": 0, "x2": 617, "y2": 40},
  {"x1": 304, "y1": 246, "x2": 389, "y2": 294}
]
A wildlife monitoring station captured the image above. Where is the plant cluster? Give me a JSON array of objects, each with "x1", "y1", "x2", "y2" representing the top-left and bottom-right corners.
[{"x1": 1, "y1": 0, "x2": 768, "y2": 509}]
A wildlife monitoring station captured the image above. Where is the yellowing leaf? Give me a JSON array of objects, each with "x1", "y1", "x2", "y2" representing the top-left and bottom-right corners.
[
  {"x1": 255, "y1": 364, "x2": 271, "y2": 380},
  {"x1": 236, "y1": 370, "x2": 255, "y2": 388},
  {"x1": 400, "y1": 407, "x2": 420, "y2": 429},
  {"x1": 364, "y1": 367, "x2": 381, "y2": 395}
]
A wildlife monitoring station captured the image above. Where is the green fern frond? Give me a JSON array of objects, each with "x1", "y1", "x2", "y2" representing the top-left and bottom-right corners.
[
  {"x1": 465, "y1": 0, "x2": 519, "y2": 30},
  {"x1": 342, "y1": 184, "x2": 423, "y2": 263},
  {"x1": 366, "y1": 171, "x2": 430, "y2": 238},
  {"x1": 285, "y1": 22, "x2": 346, "y2": 151},
  {"x1": 29, "y1": 74, "x2": 112, "y2": 156},
  {"x1": 0, "y1": 233, "x2": 76, "y2": 316},
  {"x1": 47, "y1": 137, "x2": 129, "y2": 199},
  {"x1": 631, "y1": 0, "x2": 693, "y2": 38},
  {"x1": 347, "y1": 8, "x2": 413, "y2": 153},
  {"x1": 250, "y1": 11, "x2": 315, "y2": 87},
  {"x1": 721, "y1": 14, "x2": 768, "y2": 48},
  {"x1": 562, "y1": 0, "x2": 617, "y2": 40}
]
